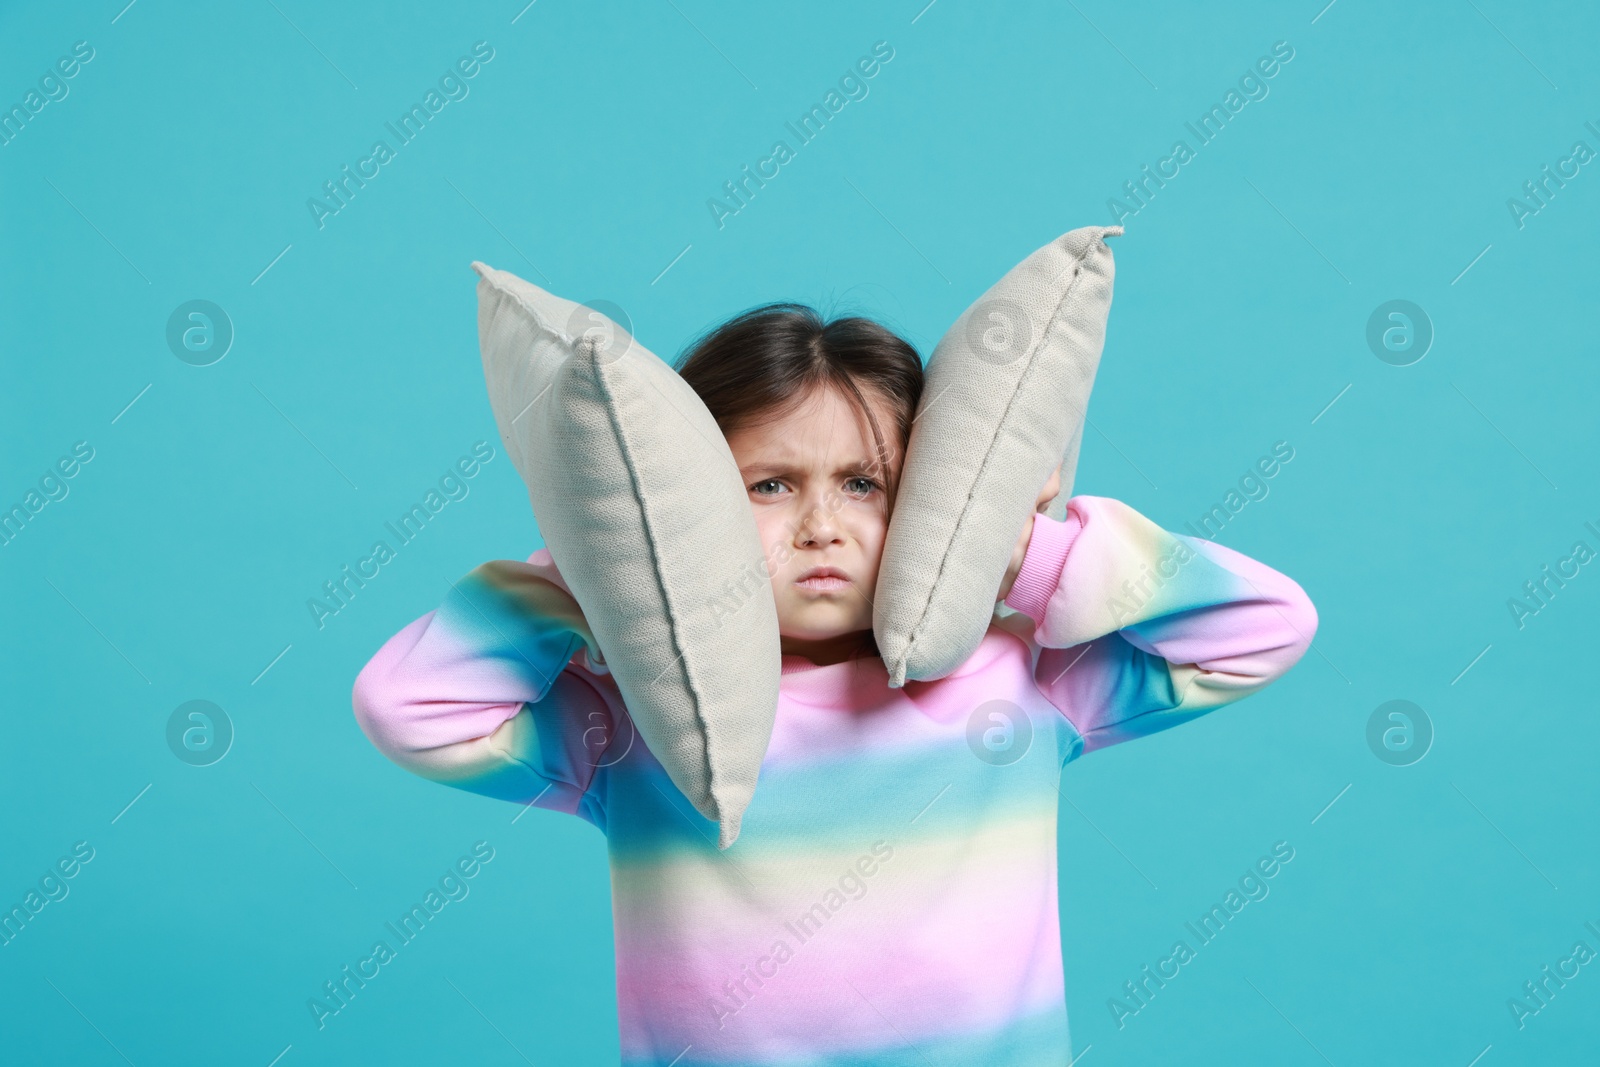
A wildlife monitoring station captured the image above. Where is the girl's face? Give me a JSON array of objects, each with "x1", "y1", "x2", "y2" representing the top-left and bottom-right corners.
[{"x1": 723, "y1": 384, "x2": 904, "y2": 665}]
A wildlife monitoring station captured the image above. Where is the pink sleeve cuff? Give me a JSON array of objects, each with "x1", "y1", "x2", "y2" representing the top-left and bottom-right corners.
[{"x1": 1003, "y1": 510, "x2": 1084, "y2": 623}]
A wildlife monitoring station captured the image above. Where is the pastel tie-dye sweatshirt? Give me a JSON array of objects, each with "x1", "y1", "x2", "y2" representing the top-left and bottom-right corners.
[{"x1": 351, "y1": 494, "x2": 1317, "y2": 1066}]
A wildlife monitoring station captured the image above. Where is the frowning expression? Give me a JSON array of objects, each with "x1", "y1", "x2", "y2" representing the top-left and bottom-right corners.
[{"x1": 723, "y1": 384, "x2": 904, "y2": 665}]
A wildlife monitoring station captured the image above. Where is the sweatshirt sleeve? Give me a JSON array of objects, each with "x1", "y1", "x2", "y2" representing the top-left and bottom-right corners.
[
  {"x1": 1001, "y1": 494, "x2": 1318, "y2": 756},
  {"x1": 350, "y1": 548, "x2": 623, "y2": 826}
]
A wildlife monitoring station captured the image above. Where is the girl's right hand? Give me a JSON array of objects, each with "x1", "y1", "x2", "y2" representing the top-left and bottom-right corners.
[{"x1": 998, "y1": 465, "x2": 1062, "y2": 601}]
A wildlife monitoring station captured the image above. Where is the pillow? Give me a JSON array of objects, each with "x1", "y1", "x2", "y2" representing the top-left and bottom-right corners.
[
  {"x1": 872, "y1": 224, "x2": 1122, "y2": 687},
  {"x1": 472, "y1": 262, "x2": 781, "y2": 849}
]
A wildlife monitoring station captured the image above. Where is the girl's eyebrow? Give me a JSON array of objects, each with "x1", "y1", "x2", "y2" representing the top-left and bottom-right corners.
[{"x1": 737, "y1": 460, "x2": 879, "y2": 478}]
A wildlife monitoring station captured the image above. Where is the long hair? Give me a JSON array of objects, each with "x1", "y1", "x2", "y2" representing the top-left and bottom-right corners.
[
  {"x1": 675, "y1": 303, "x2": 925, "y2": 663},
  {"x1": 675, "y1": 303, "x2": 924, "y2": 515}
]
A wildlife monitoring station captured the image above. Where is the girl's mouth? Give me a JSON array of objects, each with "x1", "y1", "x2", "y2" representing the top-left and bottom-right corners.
[
  {"x1": 796, "y1": 575, "x2": 851, "y2": 593},
  {"x1": 795, "y1": 566, "x2": 851, "y2": 593}
]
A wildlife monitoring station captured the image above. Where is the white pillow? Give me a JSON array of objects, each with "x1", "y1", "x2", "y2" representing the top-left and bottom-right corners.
[
  {"x1": 873, "y1": 225, "x2": 1122, "y2": 687},
  {"x1": 472, "y1": 262, "x2": 781, "y2": 849}
]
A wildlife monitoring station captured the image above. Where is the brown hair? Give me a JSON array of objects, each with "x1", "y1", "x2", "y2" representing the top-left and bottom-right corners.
[{"x1": 674, "y1": 303, "x2": 925, "y2": 514}]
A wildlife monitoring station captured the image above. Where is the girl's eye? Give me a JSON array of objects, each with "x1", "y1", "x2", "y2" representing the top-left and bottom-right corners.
[
  {"x1": 844, "y1": 476, "x2": 879, "y2": 496},
  {"x1": 751, "y1": 479, "x2": 785, "y2": 496}
]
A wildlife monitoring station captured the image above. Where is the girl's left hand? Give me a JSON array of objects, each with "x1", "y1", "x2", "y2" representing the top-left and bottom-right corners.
[{"x1": 997, "y1": 465, "x2": 1062, "y2": 602}]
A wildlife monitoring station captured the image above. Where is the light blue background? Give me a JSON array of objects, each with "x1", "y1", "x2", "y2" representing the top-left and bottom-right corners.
[{"x1": 2, "y1": 1, "x2": 1596, "y2": 1063}]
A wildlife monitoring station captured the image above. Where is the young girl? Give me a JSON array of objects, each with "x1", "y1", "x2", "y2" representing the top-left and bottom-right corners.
[{"x1": 352, "y1": 303, "x2": 1318, "y2": 1065}]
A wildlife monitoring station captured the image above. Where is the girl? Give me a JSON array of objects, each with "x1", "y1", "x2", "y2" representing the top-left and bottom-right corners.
[{"x1": 352, "y1": 303, "x2": 1318, "y2": 1065}]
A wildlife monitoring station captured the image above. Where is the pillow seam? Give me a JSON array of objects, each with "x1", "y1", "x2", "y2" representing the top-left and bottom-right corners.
[
  {"x1": 590, "y1": 355, "x2": 722, "y2": 820},
  {"x1": 904, "y1": 232, "x2": 1107, "y2": 661},
  {"x1": 483, "y1": 271, "x2": 577, "y2": 346}
]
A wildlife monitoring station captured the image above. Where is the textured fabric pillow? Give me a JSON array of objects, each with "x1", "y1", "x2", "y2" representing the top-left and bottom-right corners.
[
  {"x1": 472, "y1": 262, "x2": 781, "y2": 849},
  {"x1": 873, "y1": 225, "x2": 1122, "y2": 687}
]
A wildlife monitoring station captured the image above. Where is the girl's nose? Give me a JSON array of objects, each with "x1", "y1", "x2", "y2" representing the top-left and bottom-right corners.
[{"x1": 792, "y1": 493, "x2": 843, "y2": 546}]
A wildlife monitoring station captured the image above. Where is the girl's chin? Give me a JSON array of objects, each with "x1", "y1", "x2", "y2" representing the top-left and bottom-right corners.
[
  {"x1": 778, "y1": 617, "x2": 873, "y2": 645},
  {"x1": 780, "y1": 607, "x2": 870, "y2": 633}
]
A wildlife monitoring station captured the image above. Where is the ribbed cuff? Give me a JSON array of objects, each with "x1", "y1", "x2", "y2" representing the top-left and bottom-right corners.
[{"x1": 1003, "y1": 510, "x2": 1084, "y2": 623}]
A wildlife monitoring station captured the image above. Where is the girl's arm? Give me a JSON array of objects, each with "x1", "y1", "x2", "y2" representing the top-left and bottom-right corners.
[
  {"x1": 351, "y1": 549, "x2": 621, "y2": 823},
  {"x1": 1000, "y1": 495, "x2": 1318, "y2": 755}
]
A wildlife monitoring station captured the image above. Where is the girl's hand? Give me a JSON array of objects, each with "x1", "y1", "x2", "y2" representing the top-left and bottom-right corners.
[{"x1": 997, "y1": 466, "x2": 1063, "y2": 603}]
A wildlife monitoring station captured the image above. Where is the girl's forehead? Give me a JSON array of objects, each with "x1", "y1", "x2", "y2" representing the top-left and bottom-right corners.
[
  {"x1": 730, "y1": 430, "x2": 876, "y2": 467},
  {"x1": 726, "y1": 384, "x2": 904, "y2": 469},
  {"x1": 730, "y1": 419, "x2": 895, "y2": 470}
]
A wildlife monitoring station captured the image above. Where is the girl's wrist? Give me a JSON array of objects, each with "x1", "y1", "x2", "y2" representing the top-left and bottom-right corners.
[{"x1": 997, "y1": 521, "x2": 1033, "y2": 602}]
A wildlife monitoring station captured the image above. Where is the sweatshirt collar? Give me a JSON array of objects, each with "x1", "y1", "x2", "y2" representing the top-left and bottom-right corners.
[
  {"x1": 777, "y1": 628, "x2": 1017, "y2": 708},
  {"x1": 779, "y1": 652, "x2": 894, "y2": 708}
]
